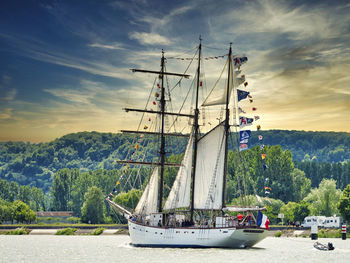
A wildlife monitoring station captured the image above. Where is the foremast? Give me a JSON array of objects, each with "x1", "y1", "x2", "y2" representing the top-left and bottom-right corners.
[{"x1": 119, "y1": 51, "x2": 192, "y2": 216}]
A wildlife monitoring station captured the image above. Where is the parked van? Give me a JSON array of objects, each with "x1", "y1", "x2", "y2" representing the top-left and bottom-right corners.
[
  {"x1": 322, "y1": 217, "x2": 343, "y2": 228},
  {"x1": 301, "y1": 216, "x2": 326, "y2": 228}
]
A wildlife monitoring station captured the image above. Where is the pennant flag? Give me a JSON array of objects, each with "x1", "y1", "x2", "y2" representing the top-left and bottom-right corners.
[
  {"x1": 264, "y1": 186, "x2": 272, "y2": 191},
  {"x1": 140, "y1": 134, "x2": 144, "y2": 138},
  {"x1": 258, "y1": 135, "x2": 263, "y2": 140},
  {"x1": 116, "y1": 181, "x2": 120, "y2": 185},
  {"x1": 248, "y1": 94, "x2": 252, "y2": 98},
  {"x1": 157, "y1": 83, "x2": 160, "y2": 88},
  {"x1": 234, "y1": 56, "x2": 248, "y2": 67},
  {"x1": 264, "y1": 178, "x2": 269, "y2": 182},
  {"x1": 257, "y1": 125, "x2": 261, "y2": 130},
  {"x1": 265, "y1": 190, "x2": 270, "y2": 194},
  {"x1": 155, "y1": 92, "x2": 159, "y2": 98},
  {"x1": 239, "y1": 143, "x2": 249, "y2": 152},
  {"x1": 252, "y1": 107, "x2": 257, "y2": 111},
  {"x1": 239, "y1": 130, "x2": 251, "y2": 141},
  {"x1": 148, "y1": 117, "x2": 151, "y2": 121},
  {"x1": 144, "y1": 125, "x2": 148, "y2": 129},
  {"x1": 254, "y1": 116, "x2": 260, "y2": 121},
  {"x1": 261, "y1": 154, "x2": 266, "y2": 159},
  {"x1": 249, "y1": 99, "x2": 254, "y2": 103},
  {"x1": 244, "y1": 82, "x2": 248, "y2": 87},
  {"x1": 239, "y1": 117, "x2": 254, "y2": 128},
  {"x1": 153, "y1": 101, "x2": 156, "y2": 105},
  {"x1": 237, "y1": 89, "x2": 250, "y2": 102},
  {"x1": 135, "y1": 144, "x2": 139, "y2": 149},
  {"x1": 238, "y1": 107, "x2": 246, "y2": 114},
  {"x1": 123, "y1": 170, "x2": 127, "y2": 174},
  {"x1": 263, "y1": 164, "x2": 268, "y2": 171},
  {"x1": 257, "y1": 211, "x2": 270, "y2": 229},
  {"x1": 260, "y1": 144, "x2": 265, "y2": 150},
  {"x1": 200, "y1": 81, "x2": 203, "y2": 87}
]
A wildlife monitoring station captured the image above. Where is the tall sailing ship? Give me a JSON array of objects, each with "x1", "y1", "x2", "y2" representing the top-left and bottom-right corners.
[{"x1": 107, "y1": 40, "x2": 270, "y2": 248}]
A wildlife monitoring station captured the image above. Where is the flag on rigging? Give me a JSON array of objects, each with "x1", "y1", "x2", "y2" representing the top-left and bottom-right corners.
[
  {"x1": 239, "y1": 117, "x2": 254, "y2": 128},
  {"x1": 257, "y1": 211, "x2": 270, "y2": 229},
  {"x1": 237, "y1": 89, "x2": 250, "y2": 102},
  {"x1": 258, "y1": 135, "x2": 263, "y2": 140},
  {"x1": 261, "y1": 154, "x2": 266, "y2": 159},
  {"x1": 239, "y1": 143, "x2": 249, "y2": 152},
  {"x1": 239, "y1": 130, "x2": 251, "y2": 142},
  {"x1": 254, "y1": 116, "x2": 260, "y2": 121}
]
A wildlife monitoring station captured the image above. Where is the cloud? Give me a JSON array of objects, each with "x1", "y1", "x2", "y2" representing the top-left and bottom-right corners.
[
  {"x1": 88, "y1": 42, "x2": 125, "y2": 50},
  {"x1": 0, "y1": 108, "x2": 13, "y2": 120},
  {"x1": 129, "y1": 32, "x2": 171, "y2": 45}
]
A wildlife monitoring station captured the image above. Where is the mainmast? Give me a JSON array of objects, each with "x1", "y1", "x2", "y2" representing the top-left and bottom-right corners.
[
  {"x1": 190, "y1": 37, "x2": 202, "y2": 222},
  {"x1": 222, "y1": 44, "x2": 232, "y2": 209},
  {"x1": 158, "y1": 50, "x2": 166, "y2": 213}
]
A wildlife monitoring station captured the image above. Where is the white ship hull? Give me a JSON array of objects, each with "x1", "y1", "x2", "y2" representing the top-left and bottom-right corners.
[{"x1": 128, "y1": 220, "x2": 268, "y2": 248}]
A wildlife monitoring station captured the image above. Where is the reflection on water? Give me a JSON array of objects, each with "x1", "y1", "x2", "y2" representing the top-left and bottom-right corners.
[{"x1": 0, "y1": 235, "x2": 350, "y2": 263}]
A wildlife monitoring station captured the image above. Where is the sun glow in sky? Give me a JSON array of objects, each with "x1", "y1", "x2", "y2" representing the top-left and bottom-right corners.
[{"x1": 0, "y1": 0, "x2": 350, "y2": 142}]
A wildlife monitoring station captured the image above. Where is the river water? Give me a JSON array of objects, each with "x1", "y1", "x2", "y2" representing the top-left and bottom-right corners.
[{"x1": 0, "y1": 235, "x2": 349, "y2": 263}]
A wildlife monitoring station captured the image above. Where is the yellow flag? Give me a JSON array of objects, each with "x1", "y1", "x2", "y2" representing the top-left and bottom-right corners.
[{"x1": 116, "y1": 181, "x2": 120, "y2": 186}]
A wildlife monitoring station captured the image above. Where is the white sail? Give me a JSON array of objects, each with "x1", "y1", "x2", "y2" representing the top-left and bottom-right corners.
[
  {"x1": 164, "y1": 132, "x2": 194, "y2": 210},
  {"x1": 194, "y1": 124, "x2": 226, "y2": 210},
  {"x1": 134, "y1": 167, "x2": 158, "y2": 216}
]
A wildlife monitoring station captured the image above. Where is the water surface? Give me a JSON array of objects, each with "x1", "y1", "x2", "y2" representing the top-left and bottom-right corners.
[{"x1": 0, "y1": 235, "x2": 349, "y2": 263}]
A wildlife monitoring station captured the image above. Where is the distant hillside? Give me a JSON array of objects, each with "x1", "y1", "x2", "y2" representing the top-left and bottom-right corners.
[{"x1": 0, "y1": 130, "x2": 349, "y2": 191}]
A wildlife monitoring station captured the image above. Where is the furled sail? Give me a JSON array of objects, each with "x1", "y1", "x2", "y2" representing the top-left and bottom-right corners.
[
  {"x1": 163, "y1": 132, "x2": 194, "y2": 210},
  {"x1": 134, "y1": 167, "x2": 158, "y2": 216},
  {"x1": 194, "y1": 124, "x2": 226, "y2": 210}
]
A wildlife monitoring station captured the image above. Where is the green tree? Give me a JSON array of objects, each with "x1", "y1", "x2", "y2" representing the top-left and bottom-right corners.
[
  {"x1": 291, "y1": 168, "x2": 311, "y2": 202},
  {"x1": 81, "y1": 186, "x2": 105, "y2": 224},
  {"x1": 0, "y1": 198, "x2": 14, "y2": 223},
  {"x1": 12, "y1": 200, "x2": 37, "y2": 223},
  {"x1": 293, "y1": 201, "x2": 310, "y2": 222},
  {"x1": 338, "y1": 184, "x2": 350, "y2": 223},
  {"x1": 50, "y1": 169, "x2": 74, "y2": 211},
  {"x1": 30, "y1": 187, "x2": 46, "y2": 211},
  {"x1": 304, "y1": 179, "x2": 341, "y2": 216},
  {"x1": 18, "y1": 185, "x2": 31, "y2": 205},
  {"x1": 113, "y1": 188, "x2": 142, "y2": 210},
  {"x1": 280, "y1": 202, "x2": 298, "y2": 223}
]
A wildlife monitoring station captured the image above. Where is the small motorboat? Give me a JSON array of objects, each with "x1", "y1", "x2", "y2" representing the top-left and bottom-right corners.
[{"x1": 314, "y1": 242, "x2": 335, "y2": 251}]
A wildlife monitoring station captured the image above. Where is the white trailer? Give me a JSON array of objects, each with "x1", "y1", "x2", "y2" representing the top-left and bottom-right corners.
[
  {"x1": 322, "y1": 217, "x2": 343, "y2": 228},
  {"x1": 301, "y1": 216, "x2": 326, "y2": 228}
]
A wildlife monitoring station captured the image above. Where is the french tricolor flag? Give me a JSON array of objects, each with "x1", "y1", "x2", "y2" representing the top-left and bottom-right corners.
[{"x1": 257, "y1": 211, "x2": 270, "y2": 229}]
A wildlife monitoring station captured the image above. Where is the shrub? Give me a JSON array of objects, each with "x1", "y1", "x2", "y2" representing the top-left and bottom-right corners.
[
  {"x1": 91, "y1": 228, "x2": 105, "y2": 235},
  {"x1": 5, "y1": 228, "x2": 30, "y2": 235},
  {"x1": 55, "y1": 228, "x2": 77, "y2": 235},
  {"x1": 274, "y1": 231, "x2": 282, "y2": 237}
]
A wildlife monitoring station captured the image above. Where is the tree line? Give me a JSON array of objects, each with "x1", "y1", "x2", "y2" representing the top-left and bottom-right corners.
[{"x1": 0, "y1": 130, "x2": 349, "y2": 192}]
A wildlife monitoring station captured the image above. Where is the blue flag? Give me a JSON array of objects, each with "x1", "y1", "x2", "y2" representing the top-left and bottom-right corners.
[
  {"x1": 237, "y1": 89, "x2": 250, "y2": 102},
  {"x1": 239, "y1": 130, "x2": 251, "y2": 143}
]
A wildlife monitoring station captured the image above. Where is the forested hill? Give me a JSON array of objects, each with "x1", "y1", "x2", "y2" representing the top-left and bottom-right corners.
[{"x1": 0, "y1": 130, "x2": 349, "y2": 191}]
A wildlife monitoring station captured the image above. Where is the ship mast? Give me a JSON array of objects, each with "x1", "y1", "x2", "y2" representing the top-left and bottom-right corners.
[
  {"x1": 190, "y1": 37, "x2": 202, "y2": 222},
  {"x1": 222, "y1": 44, "x2": 233, "y2": 209},
  {"x1": 158, "y1": 50, "x2": 166, "y2": 213},
  {"x1": 118, "y1": 51, "x2": 192, "y2": 214}
]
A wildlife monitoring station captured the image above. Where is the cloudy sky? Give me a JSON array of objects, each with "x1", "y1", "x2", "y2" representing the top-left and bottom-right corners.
[{"x1": 1, "y1": 0, "x2": 349, "y2": 142}]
